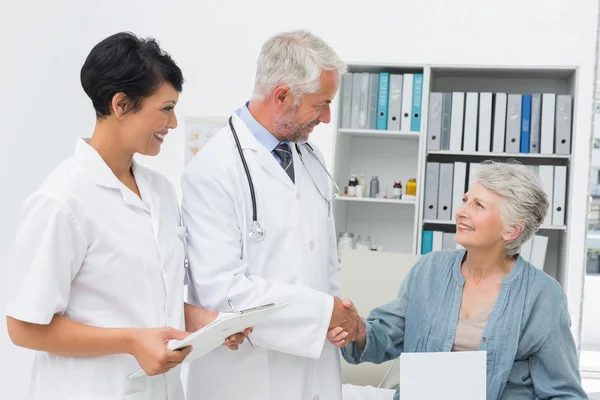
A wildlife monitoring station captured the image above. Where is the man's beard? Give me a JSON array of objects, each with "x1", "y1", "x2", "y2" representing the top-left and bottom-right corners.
[{"x1": 274, "y1": 108, "x2": 314, "y2": 143}]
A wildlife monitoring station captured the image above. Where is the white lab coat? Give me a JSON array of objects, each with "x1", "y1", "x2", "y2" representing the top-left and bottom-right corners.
[
  {"x1": 181, "y1": 113, "x2": 342, "y2": 400},
  {"x1": 6, "y1": 139, "x2": 186, "y2": 400}
]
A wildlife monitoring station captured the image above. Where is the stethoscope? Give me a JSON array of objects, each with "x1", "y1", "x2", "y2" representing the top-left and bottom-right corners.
[{"x1": 229, "y1": 116, "x2": 340, "y2": 242}]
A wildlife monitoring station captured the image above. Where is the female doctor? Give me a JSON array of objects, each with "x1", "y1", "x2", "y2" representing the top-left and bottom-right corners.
[{"x1": 6, "y1": 32, "x2": 247, "y2": 399}]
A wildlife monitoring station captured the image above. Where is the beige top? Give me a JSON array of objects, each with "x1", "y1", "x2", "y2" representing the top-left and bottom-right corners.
[{"x1": 452, "y1": 304, "x2": 494, "y2": 352}]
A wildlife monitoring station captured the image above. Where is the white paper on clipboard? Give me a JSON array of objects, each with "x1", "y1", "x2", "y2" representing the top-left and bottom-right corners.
[{"x1": 128, "y1": 302, "x2": 288, "y2": 379}]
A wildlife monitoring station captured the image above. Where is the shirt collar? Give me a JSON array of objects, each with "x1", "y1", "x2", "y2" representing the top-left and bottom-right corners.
[{"x1": 235, "y1": 102, "x2": 285, "y2": 152}]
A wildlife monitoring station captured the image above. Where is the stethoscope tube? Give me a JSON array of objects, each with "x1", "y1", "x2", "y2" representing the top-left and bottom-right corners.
[{"x1": 229, "y1": 116, "x2": 258, "y2": 224}]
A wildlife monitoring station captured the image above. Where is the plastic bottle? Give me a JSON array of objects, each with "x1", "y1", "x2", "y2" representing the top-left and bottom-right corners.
[{"x1": 369, "y1": 176, "x2": 379, "y2": 198}]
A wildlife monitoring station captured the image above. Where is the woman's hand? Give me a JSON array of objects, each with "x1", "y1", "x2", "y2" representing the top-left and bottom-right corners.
[{"x1": 128, "y1": 327, "x2": 192, "y2": 376}]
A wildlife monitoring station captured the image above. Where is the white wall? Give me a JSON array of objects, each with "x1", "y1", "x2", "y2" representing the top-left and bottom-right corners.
[{"x1": 1, "y1": 0, "x2": 598, "y2": 397}]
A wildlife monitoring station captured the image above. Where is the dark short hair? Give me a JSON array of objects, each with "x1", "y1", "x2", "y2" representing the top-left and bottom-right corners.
[{"x1": 80, "y1": 32, "x2": 184, "y2": 118}]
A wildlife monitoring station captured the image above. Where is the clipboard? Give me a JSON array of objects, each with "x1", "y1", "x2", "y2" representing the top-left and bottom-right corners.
[{"x1": 128, "y1": 302, "x2": 288, "y2": 379}]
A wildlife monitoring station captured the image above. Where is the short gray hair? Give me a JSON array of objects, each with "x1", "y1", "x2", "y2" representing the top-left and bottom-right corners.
[
  {"x1": 475, "y1": 160, "x2": 550, "y2": 257},
  {"x1": 251, "y1": 30, "x2": 347, "y2": 104}
]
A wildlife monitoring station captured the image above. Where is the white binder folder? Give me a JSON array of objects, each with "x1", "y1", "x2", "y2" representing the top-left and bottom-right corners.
[
  {"x1": 437, "y1": 163, "x2": 454, "y2": 220},
  {"x1": 540, "y1": 94, "x2": 556, "y2": 154},
  {"x1": 401, "y1": 74, "x2": 414, "y2": 131},
  {"x1": 538, "y1": 166, "x2": 554, "y2": 226},
  {"x1": 424, "y1": 162, "x2": 440, "y2": 220},
  {"x1": 128, "y1": 303, "x2": 287, "y2": 379},
  {"x1": 463, "y1": 93, "x2": 478, "y2": 152},
  {"x1": 387, "y1": 74, "x2": 403, "y2": 131},
  {"x1": 530, "y1": 235, "x2": 549, "y2": 270},
  {"x1": 505, "y1": 94, "x2": 522, "y2": 153},
  {"x1": 492, "y1": 93, "x2": 507, "y2": 153},
  {"x1": 452, "y1": 162, "x2": 467, "y2": 219},
  {"x1": 449, "y1": 92, "x2": 465, "y2": 152},
  {"x1": 477, "y1": 92, "x2": 493, "y2": 152},
  {"x1": 552, "y1": 166, "x2": 567, "y2": 226}
]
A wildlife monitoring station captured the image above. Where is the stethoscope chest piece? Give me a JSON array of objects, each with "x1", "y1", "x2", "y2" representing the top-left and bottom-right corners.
[{"x1": 248, "y1": 221, "x2": 265, "y2": 242}]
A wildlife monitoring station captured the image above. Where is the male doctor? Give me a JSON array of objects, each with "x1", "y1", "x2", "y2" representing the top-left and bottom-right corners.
[{"x1": 181, "y1": 30, "x2": 360, "y2": 400}]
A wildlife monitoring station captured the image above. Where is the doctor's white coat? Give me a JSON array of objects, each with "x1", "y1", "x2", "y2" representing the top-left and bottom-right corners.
[{"x1": 181, "y1": 114, "x2": 342, "y2": 400}]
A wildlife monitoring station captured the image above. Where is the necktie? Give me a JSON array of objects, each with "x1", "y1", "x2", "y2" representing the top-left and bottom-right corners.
[{"x1": 273, "y1": 142, "x2": 295, "y2": 184}]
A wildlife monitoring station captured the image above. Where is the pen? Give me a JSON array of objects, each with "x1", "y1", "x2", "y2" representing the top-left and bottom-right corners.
[{"x1": 227, "y1": 299, "x2": 255, "y2": 348}]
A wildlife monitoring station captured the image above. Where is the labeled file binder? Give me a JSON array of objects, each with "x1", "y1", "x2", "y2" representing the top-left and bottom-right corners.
[
  {"x1": 530, "y1": 235, "x2": 549, "y2": 270},
  {"x1": 358, "y1": 73, "x2": 370, "y2": 129},
  {"x1": 538, "y1": 166, "x2": 554, "y2": 226},
  {"x1": 387, "y1": 74, "x2": 403, "y2": 131},
  {"x1": 376, "y1": 72, "x2": 390, "y2": 130},
  {"x1": 555, "y1": 95, "x2": 572, "y2": 154},
  {"x1": 411, "y1": 73, "x2": 424, "y2": 132},
  {"x1": 468, "y1": 163, "x2": 480, "y2": 189},
  {"x1": 492, "y1": 93, "x2": 507, "y2": 153},
  {"x1": 452, "y1": 162, "x2": 467, "y2": 218},
  {"x1": 437, "y1": 163, "x2": 454, "y2": 220},
  {"x1": 449, "y1": 92, "x2": 465, "y2": 152},
  {"x1": 463, "y1": 93, "x2": 478, "y2": 152},
  {"x1": 427, "y1": 93, "x2": 443, "y2": 151},
  {"x1": 350, "y1": 73, "x2": 362, "y2": 129},
  {"x1": 421, "y1": 230, "x2": 433, "y2": 254},
  {"x1": 367, "y1": 73, "x2": 379, "y2": 130},
  {"x1": 401, "y1": 74, "x2": 414, "y2": 131},
  {"x1": 341, "y1": 73, "x2": 353, "y2": 128},
  {"x1": 520, "y1": 94, "x2": 532, "y2": 153},
  {"x1": 477, "y1": 92, "x2": 492, "y2": 152},
  {"x1": 529, "y1": 94, "x2": 542, "y2": 153},
  {"x1": 440, "y1": 93, "x2": 452, "y2": 150},
  {"x1": 540, "y1": 93, "x2": 556, "y2": 154},
  {"x1": 520, "y1": 237, "x2": 534, "y2": 261},
  {"x1": 552, "y1": 166, "x2": 567, "y2": 226},
  {"x1": 424, "y1": 162, "x2": 440, "y2": 220},
  {"x1": 505, "y1": 94, "x2": 522, "y2": 153},
  {"x1": 432, "y1": 231, "x2": 443, "y2": 251},
  {"x1": 442, "y1": 232, "x2": 457, "y2": 251}
]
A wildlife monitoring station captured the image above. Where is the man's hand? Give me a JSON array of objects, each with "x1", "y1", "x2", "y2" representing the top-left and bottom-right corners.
[{"x1": 329, "y1": 297, "x2": 361, "y2": 343}]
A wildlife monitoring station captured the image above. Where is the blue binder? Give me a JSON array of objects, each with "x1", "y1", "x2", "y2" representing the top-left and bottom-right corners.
[
  {"x1": 421, "y1": 230, "x2": 433, "y2": 254},
  {"x1": 520, "y1": 95, "x2": 532, "y2": 153},
  {"x1": 376, "y1": 72, "x2": 390, "y2": 130},
  {"x1": 411, "y1": 73, "x2": 423, "y2": 132}
]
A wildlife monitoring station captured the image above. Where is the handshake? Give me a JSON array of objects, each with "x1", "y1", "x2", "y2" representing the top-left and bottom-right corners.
[{"x1": 327, "y1": 297, "x2": 366, "y2": 349}]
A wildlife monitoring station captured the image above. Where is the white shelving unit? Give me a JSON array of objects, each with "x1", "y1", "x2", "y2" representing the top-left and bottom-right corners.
[{"x1": 331, "y1": 63, "x2": 578, "y2": 288}]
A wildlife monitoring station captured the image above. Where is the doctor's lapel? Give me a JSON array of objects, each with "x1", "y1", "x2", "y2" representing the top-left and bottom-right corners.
[{"x1": 232, "y1": 114, "x2": 295, "y2": 191}]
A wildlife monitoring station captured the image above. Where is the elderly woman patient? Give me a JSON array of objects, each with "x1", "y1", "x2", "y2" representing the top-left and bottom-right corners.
[{"x1": 331, "y1": 160, "x2": 587, "y2": 399}]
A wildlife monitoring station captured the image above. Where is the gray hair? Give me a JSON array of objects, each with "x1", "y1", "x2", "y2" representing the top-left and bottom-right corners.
[
  {"x1": 251, "y1": 30, "x2": 347, "y2": 105},
  {"x1": 475, "y1": 160, "x2": 550, "y2": 257}
]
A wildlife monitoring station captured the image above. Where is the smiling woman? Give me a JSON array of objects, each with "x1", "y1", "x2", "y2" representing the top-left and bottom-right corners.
[
  {"x1": 335, "y1": 159, "x2": 587, "y2": 400},
  {"x1": 5, "y1": 32, "x2": 249, "y2": 400}
]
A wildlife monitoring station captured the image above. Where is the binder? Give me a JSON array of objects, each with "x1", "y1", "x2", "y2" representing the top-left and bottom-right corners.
[
  {"x1": 552, "y1": 166, "x2": 567, "y2": 226},
  {"x1": 421, "y1": 230, "x2": 433, "y2": 254},
  {"x1": 520, "y1": 94, "x2": 532, "y2": 153},
  {"x1": 442, "y1": 232, "x2": 457, "y2": 251},
  {"x1": 401, "y1": 74, "x2": 414, "y2": 131},
  {"x1": 387, "y1": 74, "x2": 403, "y2": 131},
  {"x1": 358, "y1": 73, "x2": 370, "y2": 129},
  {"x1": 441, "y1": 93, "x2": 452, "y2": 150},
  {"x1": 367, "y1": 73, "x2": 379, "y2": 130},
  {"x1": 449, "y1": 92, "x2": 465, "y2": 152},
  {"x1": 128, "y1": 302, "x2": 288, "y2": 379},
  {"x1": 433, "y1": 231, "x2": 443, "y2": 251},
  {"x1": 505, "y1": 94, "x2": 522, "y2": 153},
  {"x1": 555, "y1": 95, "x2": 573, "y2": 154},
  {"x1": 350, "y1": 73, "x2": 362, "y2": 129},
  {"x1": 452, "y1": 162, "x2": 467, "y2": 219},
  {"x1": 538, "y1": 166, "x2": 554, "y2": 226},
  {"x1": 463, "y1": 93, "x2": 478, "y2": 152},
  {"x1": 492, "y1": 93, "x2": 507, "y2": 153},
  {"x1": 376, "y1": 72, "x2": 390, "y2": 130},
  {"x1": 424, "y1": 162, "x2": 440, "y2": 220},
  {"x1": 477, "y1": 92, "x2": 493, "y2": 152},
  {"x1": 437, "y1": 163, "x2": 454, "y2": 220},
  {"x1": 468, "y1": 163, "x2": 480, "y2": 189},
  {"x1": 520, "y1": 237, "x2": 534, "y2": 262},
  {"x1": 529, "y1": 94, "x2": 542, "y2": 153},
  {"x1": 530, "y1": 235, "x2": 549, "y2": 270},
  {"x1": 427, "y1": 92, "x2": 443, "y2": 151},
  {"x1": 540, "y1": 93, "x2": 556, "y2": 154},
  {"x1": 411, "y1": 73, "x2": 424, "y2": 132},
  {"x1": 341, "y1": 73, "x2": 353, "y2": 128}
]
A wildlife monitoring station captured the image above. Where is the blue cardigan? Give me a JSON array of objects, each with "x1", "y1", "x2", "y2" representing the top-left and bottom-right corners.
[{"x1": 342, "y1": 249, "x2": 587, "y2": 400}]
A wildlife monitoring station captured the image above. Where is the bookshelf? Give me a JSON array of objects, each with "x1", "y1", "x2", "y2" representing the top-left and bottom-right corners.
[{"x1": 331, "y1": 63, "x2": 578, "y2": 288}]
